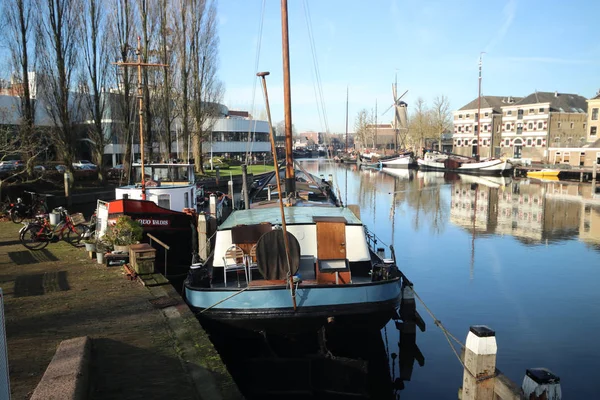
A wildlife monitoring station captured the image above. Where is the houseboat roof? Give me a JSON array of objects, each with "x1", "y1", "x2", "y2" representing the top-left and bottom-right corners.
[{"x1": 218, "y1": 206, "x2": 362, "y2": 229}]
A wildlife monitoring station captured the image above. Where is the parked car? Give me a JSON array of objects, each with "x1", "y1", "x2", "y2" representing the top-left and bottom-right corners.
[
  {"x1": 72, "y1": 160, "x2": 97, "y2": 170},
  {"x1": 107, "y1": 164, "x2": 124, "y2": 179}
]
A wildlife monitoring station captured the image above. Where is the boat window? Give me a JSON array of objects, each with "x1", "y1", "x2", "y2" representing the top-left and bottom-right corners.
[
  {"x1": 158, "y1": 194, "x2": 170, "y2": 209},
  {"x1": 184, "y1": 192, "x2": 189, "y2": 208}
]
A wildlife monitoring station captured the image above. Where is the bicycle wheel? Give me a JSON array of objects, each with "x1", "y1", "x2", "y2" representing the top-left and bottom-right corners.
[
  {"x1": 20, "y1": 224, "x2": 50, "y2": 250},
  {"x1": 65, "y1": 223, "x2": 87, "y2": 246},
  {"x1": 11, "y1": 211, "x2": 24, "y2": 224}
]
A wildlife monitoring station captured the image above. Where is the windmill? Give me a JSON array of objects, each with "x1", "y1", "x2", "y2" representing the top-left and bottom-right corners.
[{"x1": 382, "y1": 74, "x2": 409, "y2": 151}]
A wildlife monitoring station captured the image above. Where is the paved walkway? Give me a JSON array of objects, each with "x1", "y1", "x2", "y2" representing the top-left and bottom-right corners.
[{"x1": 0, "y1": 221, "x2": 241, "y2": 400}]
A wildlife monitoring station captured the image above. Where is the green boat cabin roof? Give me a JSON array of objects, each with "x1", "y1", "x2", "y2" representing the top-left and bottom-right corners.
[{"x1": 218, "y1": 206, "x2": 363, "y2": 230}]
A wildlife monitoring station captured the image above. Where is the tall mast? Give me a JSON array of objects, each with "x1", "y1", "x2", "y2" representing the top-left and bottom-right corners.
[
  {"x1": 114, "y1": 37, "x2": 167, "y2": 200},
  {"x1": 476, "y1": 53, "x2": 483, "y2": 161},
  {"x1": 281, "y1": 0, "x2": 295, "y2": 194},
  {"x1": 345, "y1": 87, "x2": 349, "y2": 151},
  {"x1": 394, "y1": 73, "x2": 398, "y2": 152}
]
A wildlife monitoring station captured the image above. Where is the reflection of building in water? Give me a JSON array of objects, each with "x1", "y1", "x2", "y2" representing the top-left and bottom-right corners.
[
  {"x1": 544, "y1": 182, "x2": 600, "y2": 247},
  {"x1": 450, "y1": 182, "x2": 495, "y2": 233},
  {"x1": 580, "y1": 205, "x2": 600, "y2": 248},
  {"x1": 450, "y1": 178, "x2": 588, "y2": 244},
  {"x1": 496, "y1": 183, "x2": 545, "y2": 241}
]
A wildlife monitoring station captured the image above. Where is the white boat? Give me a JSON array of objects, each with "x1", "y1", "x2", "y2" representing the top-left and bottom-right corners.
[
  {"x1": 417, "y1": 151, "x2": 513, "y2": 176},
  {"x1": 380, "y1": 152, "x2": 417, "y2": 169}
]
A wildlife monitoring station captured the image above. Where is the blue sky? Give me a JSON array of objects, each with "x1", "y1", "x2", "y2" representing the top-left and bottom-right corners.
[{"x1": 217, "y1": 0, "x2": 600, "y2": 133}]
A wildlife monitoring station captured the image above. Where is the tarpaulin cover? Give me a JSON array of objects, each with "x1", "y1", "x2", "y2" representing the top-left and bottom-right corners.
[
  {"x1": 256, "y1": 230, "x2": 300, "y2": 280},
  {"x1": 231, "y1": 223, "x2": 273, "y2": 244}
]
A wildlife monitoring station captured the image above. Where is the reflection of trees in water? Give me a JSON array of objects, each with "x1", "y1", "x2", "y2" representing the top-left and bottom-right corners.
[
  {"x1": 357, "y1": 169, "x2": 449, "y2": 235},
  {"x1": 406, "y1": 175, "x2": 449, "y2": 235}
]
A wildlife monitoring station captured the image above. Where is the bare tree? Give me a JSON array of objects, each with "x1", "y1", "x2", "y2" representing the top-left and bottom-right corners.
[
  {"x1": 408, "y1": 97, "x2": 431, "y2": 153},
  {"x1": 431, "y1": 95, "x2": 451, "y2": 151},
  {"x1": 2, "y1": 0, "x2": 39, "y2": 175},
  {"x1": 190, "y1": 0, "x2": 223, "y2": 173},
  {"x1": 110, "y1": 0, "x2": 136, "y2": 183},
  {"x1": 354, "y1": 108, "x2": 375, "y2": 150},
  {"x1": 172, "y1": 0, "x2": 191, "y2": 161},
  {"x1": 38, "y1": 0, "x2": 82, "y2": 181},
  {"x1": 80, "y1": 0, "x2": 110, "y2": 182}
]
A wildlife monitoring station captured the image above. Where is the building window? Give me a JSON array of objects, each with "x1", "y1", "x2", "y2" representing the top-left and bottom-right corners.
[
  {"x1": 517, "y1": 109, "x2": 523, "y2": 119},
  {"x1": 484, "y1": 112, "x2": 489, "y2": 117},
  {"x1": 474, "y1": 125, "x2": 478, "y2": 133},
  {"x1": 570, "y1": 122, "x2": 574, "y2": 129},
  {"x1": 591, "y1": 127, "x2": 598, "y2": 136},
  {"x1": 526, "y1": 138, "x2": 532, "y2": 146},
  {"x1": 536, "y1": 138, "x2": 542, "y2": 146},
  {"x1": 457, "y1": 139, "x2": 462, "y2": 146},
  {"x1": 483, "y1": 139, "x2": 487, "y2": 146},
  {"x1": 507, "y1": 110, "x2": 512, "y2": 116},
  {"x1": 558, "y1": 122, "x2": 562, "y2": 128},
  {"x1": 538, "y1": 122, "x2": 543, "y2": 129},
  {"x1": 505, "y1": 139, "x2": 510, "y2": 146},
  {"x1": 528, "y1": 123, "x2": 533, "y2": 129},
  {"x1": 539, "y1": 108, "x2": 545, "y2": 113},
  {"x1": 563, "y1": 152, "x2": 570, "y2": 163},
  {"x1": 592, "y1": 108, "x2": 598, "y2": 120},
  {"x1": 517, "y1": 123, "x2": 522, "y2": 134},
  {"x1": 554, "y1": 137, "x2": 560, "y2": 143},
  {"x1": 529, "y1": 108, "x2": 534, "y2": 114},
  {"x1": 466, "y1": 114, "x2": 470, "y2": 118},
  {"x1": 505, "y1": 123, "x2": 511, "y2": 131}
]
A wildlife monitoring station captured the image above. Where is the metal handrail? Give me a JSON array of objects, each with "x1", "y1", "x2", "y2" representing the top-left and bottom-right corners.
[{"x1": 147, "y1": 233, "x2": 170, "y2": 278}]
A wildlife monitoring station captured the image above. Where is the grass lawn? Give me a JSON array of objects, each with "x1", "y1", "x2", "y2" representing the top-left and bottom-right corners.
[{"x1": 198, "y1": 164, "x2": 275, "y2": 178}]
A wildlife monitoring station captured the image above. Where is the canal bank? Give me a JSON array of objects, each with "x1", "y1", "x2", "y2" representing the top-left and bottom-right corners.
[{"x1": 0, "y1": 221, "x2": 241, "y2": 399}]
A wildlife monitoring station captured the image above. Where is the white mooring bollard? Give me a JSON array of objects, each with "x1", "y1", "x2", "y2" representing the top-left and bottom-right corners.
[
  {"x1": 461, "y1": 325, "x2": 497, "y2": 400},
  {"x1": 522, "y1": 368, "x2": 561, "y2": 400}
]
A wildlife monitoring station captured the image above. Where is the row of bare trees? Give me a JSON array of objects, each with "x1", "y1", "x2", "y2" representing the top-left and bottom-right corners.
[
  {"x1": 1, "y1": 0, "x2": 222, "y2": 185},
  {"x1": 353, "y1": 95, "x2": 452, "y2": 152}
]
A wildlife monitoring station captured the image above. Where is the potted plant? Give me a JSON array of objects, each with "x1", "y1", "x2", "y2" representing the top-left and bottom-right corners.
[
  {"x1": 105, "y1": 216, "x2": 143, "y2": 253},
  {"x1": 95, "y1": 239, "x2": 111, "y2": 264},
  {"x1": 83, "y1": 238, "x2": 96, "y2": 252}
]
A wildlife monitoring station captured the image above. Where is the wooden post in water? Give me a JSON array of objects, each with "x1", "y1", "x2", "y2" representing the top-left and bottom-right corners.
[
  {"x1": 521, "y1": 368, "x2": 561, "y2": 400},
  {"x1": 197, "y1": 214, "x2": 209, "y2": 260},
  {"x1": 209, "y1": 194, "x2": 217, "y2": 218},
  {"x1": 461, "y1": 325, "x2": 497, "y2": 400}
]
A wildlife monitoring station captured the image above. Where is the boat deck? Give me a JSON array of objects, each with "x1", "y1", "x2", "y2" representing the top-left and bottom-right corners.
[{"x1": 209, "y1": 275, "x2": 374, "y2": 289}]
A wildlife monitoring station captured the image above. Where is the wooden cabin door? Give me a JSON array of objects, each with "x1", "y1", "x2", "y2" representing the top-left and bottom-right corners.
[{"x1": 314, "y1": 217, "x2": 350, "y2": 284}]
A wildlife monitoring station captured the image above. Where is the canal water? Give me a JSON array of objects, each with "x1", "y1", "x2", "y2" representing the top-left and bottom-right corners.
[{"x1": 296, "y1": 159, "x2": 600, "y2": 399}]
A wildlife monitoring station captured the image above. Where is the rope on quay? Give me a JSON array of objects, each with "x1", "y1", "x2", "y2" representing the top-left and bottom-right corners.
[{"x1": 410, "y1": 287, "x2": 466, "y2": 370}]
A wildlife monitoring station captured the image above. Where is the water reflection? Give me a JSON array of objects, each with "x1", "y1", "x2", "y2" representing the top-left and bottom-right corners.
[
  {"x1": 201, "y1": 313, "x2": 424, "y2": 399},
  {"x1": 297, "y1": 160, "x2": 600, "y2": 397}
]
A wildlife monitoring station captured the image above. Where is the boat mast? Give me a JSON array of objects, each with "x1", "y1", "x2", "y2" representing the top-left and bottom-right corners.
[
  {"x1": 114, "y1": 37, "x2": 167, "y2": 200},
  {"x1": 345, "y1": 86, "x2": 349, "y2": 152},
  {"x1": 258, "y1": 71, "x2": 297, "y2": 311},
  {"x1": 281, "y1": 0, "x2": 295, "y2": 194},
  {"x1": 476, "y1": 53, "x2": 483, "y2": 161},
  {"x1": 394, "y1": 73, "x2": 398, "y2": 152}
]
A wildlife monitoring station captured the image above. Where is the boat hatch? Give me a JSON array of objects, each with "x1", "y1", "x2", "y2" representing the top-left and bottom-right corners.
[{"x1": 314, "y1": 216, "x2": 351, "y2": 284}]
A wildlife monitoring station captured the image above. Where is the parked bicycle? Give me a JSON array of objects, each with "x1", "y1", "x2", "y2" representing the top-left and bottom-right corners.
[
  {"x1": 19, "y1": 207, "x2": 87, "y2": 250},
  {"x1": 10, "y1": 191, "x2": 49, "y2": 224}
]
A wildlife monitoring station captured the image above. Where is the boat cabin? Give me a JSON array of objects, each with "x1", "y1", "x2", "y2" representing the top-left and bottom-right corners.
[
  {"x1": 115, "y1": 163, "x2": 197, "y2": 212},
  {"x1": 210, "y1": 207, "x2": 383, "y2": 288}
]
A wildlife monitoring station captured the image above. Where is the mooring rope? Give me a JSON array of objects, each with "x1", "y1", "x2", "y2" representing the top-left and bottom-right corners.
[
  {"x1": 197, "y1": 287, "x2": 251, "y2": 314},
  {"x1": 409, "y1": 286, "x2": 466, "y2": 370}
]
